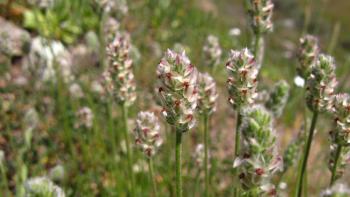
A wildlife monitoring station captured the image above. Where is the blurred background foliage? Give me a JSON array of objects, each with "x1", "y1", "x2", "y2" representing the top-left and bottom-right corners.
[{"x1": 0, "y1": 0, "x2": 350, "y2": 196}]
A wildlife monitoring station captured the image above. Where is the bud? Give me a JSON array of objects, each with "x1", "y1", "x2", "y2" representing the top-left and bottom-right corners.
[
  {"x1": 202, "y1": 35, "x2": 222, "y2": 67},
  {"x1": 156, "y1": 49, "x2": 198, "y2": 132},
  {"x1": 134, "y1": 111, "x2": 163, "y2": 157},
  {"x1": 197, "y1": 72, "x2": 218, "y2": 114},
  {"x1": 103, "y1": 32, "x2": 137, "y2": 106},
  {"x1": 297, "y1": 35, "x2": 319, "y2": 79},
  {"x1": 306, "y1": 54, "x2": 337, "y2": 112},
  {"x1": 226, "y1": 48, "x2": 259, "y2": 109},
  {"x1": 24, "y1": 177, "x2": 65, "y2": 197},
  {"x1": 265, "y1": 80, "x2": 290, "y2": 117},
  {"x1": 74, "y1": 107, "x2": 94, "y2": 129},
  {"x1": 246, "y1": 0, "x2": 274, "y2": 34},
  {"x1": 233, "y1": 105, "x2": 282, "y2": 195}
]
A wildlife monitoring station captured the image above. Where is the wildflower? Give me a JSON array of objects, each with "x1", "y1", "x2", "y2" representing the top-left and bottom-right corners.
[
  {"x1": 226, "y1": 48, "x2": 259, "y2": 109},
  {"x1": 24, "y1": 108, "x2": 39, "y2": 130},
  {"x1": 305, "y1": 54, "x2": 337, "y2": 112},
  {"x1": 328, "y1": 144, "x2": 350, "y2": 182},
  {"x1": 69, "y1": 83, "x2": 84, "y2": 99},
  {"x1": 197, "y1": 72, "x2": 218, "y2": 114},
  {"x1": 246, "y1": 0, "x2": 274, "y2": 34},
  {"x1": 294, "y1": 76, "x2": 305, "y2": 88},
  {"x1": 74, "y1": 107, "x2": 93, "y2": 129},
  {"x1": 321, "y1": 183, "x2": 350, "y2": 197},
  {"x1": 297, "y1": 35, "x2": 319, "y2": 79},
  {"x1": 49, "y1": 165, "x2": 65, "y2": 182},
  {"x1": 103, "y1": 32, "x2": 137, "y2": 106},
  {"x1": 202, "y1": 35, "x2": 222, "y2": 67},
  {"x1": 97, "y1": 0, "x2": 128, "y2": 16},
  {"x1": 282, "y1": 133, "x2": 304, "y2": 173},
  {"x1": 24, "y1": 177, "x2": 65, "y2": 197},
  {"x1": 265, "y1": 80, "x2": 290, "y2": 117},
  {"x1": 103, "y1": 17, "x2": 120, "y2": 43},
  {"x1": 193, "y1": 144, "x2": 211, "y2": 168},
  {"x1": 156, "y1": 49, "x2": 198, "y2": 132},
  {"x1": 330, "y1": 94, "x2": 350, "y2": 146},
  {"x1": 233, "y1": 105, "x2": 282, "y2": 195},
  {"x1": 134, "y1": 111, "x2": 163, "y2": 157}
]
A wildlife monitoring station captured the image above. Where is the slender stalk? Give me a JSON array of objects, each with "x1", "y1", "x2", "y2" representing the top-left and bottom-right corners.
[
  {"x1": 203, "y1": 114, "x2": 210, "y2": 197},
  {"x1": 233, "y1": 110, "x2": 242, "y2": 197},
  {"x1": 330, "y1": 145, "x2": 342, "y2": 186},
  {"x1": 148, "y1": 158, "x2": 158, "y2": 197},
  {"x1": 296, "y1": 111, "x2": 318, "y2": 197},
  {"x1": 175, "y1": 131, "x2": 183, "y2": 197},
  {"x1": 121, "y1": 103, "x2": 135, "y2": 196},
  {"x1": 253, "y1": 33, "x2": 264, "y2": 68}
]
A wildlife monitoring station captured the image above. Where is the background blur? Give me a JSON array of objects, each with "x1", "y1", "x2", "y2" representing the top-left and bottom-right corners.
[{"x1": 0, "y1": 0, "x2": 350, "y2": 196}]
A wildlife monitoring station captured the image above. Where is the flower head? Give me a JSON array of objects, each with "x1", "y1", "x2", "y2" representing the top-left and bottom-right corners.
[
  {"x1": 246, "y1": 0, "x2": 274, "y2": 34},
  {"x1": 297, "y1": 35, "x2": 319, "y2": 79},
  {"x1": 330, "y1": 94, "x2": 350, "y2": 146},
  {"x1": 103, "y1": 32, "x2": 137, "y2": 106},
  {"x1": 321, "y1": 182, "x2": 350, "y2": 197},
  {"x1": 202, "y1": 35, "x2": 222, "y2": 67},
  {"x1": 74, "y1": 107, "x2": 93, "y2": 129},
  {"x1": 305, "y1": 54, "x2": 337, "y2": 112},
  {"x1": 193, "y1": 144, "x2": 210, "y2": 168},
  {"x1": 234, "y1": 105, "x2": 282, "y2": 195},
  {"x1": 226, "y1": 48, "x2": 259, "y2": 109},
  {"x1": 134, "y1": 111, "x2": 163, "y2": 157},
  {"x1": 197, "y1": 72, "x2": 218, "y2": 114},
  {"x1": 156, "y1": 49, "x2": 198, "y2": 132},
  {"x1": 265, "y1": 80, "x2": 290, "y2": 117},
  {"x1": 24, "y1": 177, "x2": 65, "y2": 197}
]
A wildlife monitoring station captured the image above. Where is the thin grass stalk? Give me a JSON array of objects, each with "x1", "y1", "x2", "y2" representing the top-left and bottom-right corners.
[
  {"x1": 203, "y1": 114, "x2": 209, "y2": 197},
  {"x1": 253, "y1": 34, "x2": 264, "y2": 67},
  {"x1": 330, "y1": 145, "x2": 342, "y2": 186},
  {"x1": 296, "y1": 111, "x2": 318, "y2": 197},
  {"x1": 327, "y1": 22, "x2": 341, "y2": 55},
  {"x1": 121, "y1": 103, "x2": 135, "y2": 196},
  {"x1": 175, "y1": 131, "x2": 183, "y2": 197},
  {"x1": 233, "y1": 110, "x2": 242, "y2": 197},
  {"x1": 148, "y1": 158, "x2": 158, "y2": 197}
]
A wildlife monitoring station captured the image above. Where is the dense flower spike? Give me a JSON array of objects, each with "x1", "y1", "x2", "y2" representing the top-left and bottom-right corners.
[
  {"x1": 297, "y1": 35, "x2": 320, "y2": 79},
  {"x1": 24, "y1": 177, "x2": 65, "y2": 197},
  {"x1": 233, "y1": 105, "x2": 282, "y2": 195},
  {"x1": 74, "y1": 107, "x2": 94, "y2": 129},
  {"x1": 330, "y1": 94, "x2": 350, "y2": 146},
  {"x1": 197, "y1": 72, "x2": 218, "y2": 114},
  {"x1": 265, "y1": 80, "x2": 290, "y2": 117},
  {"x1": 156, "y1": 49, "x2": 198, "y2": 132},
  {"x1": 134, "y1": 111, "x2": 163, "y2": 157},
  {"x1": 226, "y1": 48, "x2": 259, "y2": 109},
  {"x1": 246, "y1": 0, "x2": 274, "y2": 34},
  {"x1": 328, "y1": 144, "x2": 350, "y2": 181},
  {"x1": 202, "y1": 35, "x2": 222, "y2": 67},
  {"x1": 305, "y1": 54, "x2": 337, "y2": 112},
  {"x1": 103, "y1": 32, "x2": 137, "y2": 106},
  {"x1": 103, "y1": 17, "x2": 120, "y2": 43},
  {"x1": 282, "y1": 133, "x2": 304, "y2": 173}
]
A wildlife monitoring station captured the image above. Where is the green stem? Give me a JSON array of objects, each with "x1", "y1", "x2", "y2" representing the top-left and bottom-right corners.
[
  {"x1": 233, "y1": 110, "x2": 242, "y2": 197},
  {"x1": 296, "y1": 111, "x2": 318, "y2": 197},
  {"x1": 330, "y1": 145, "x2": 342, "y2": 186},
  {"x1": 175, "y1": 131, "x2": 183, "y2": 197},
  {"x1": 148, "y1": 157, "x2": 158, "y2": 197},
  {"x1": 253, "y1": 33, "x2": 264, "y2": 68},
  {"x1": 122, "y1": 103, "x2": 135, "y2": 196},
  {"x1": 203, "y1": 114, "x2": 210, "y2": 197}
]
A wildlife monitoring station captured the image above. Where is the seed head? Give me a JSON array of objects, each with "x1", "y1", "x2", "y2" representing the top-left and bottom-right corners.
[
  {"x1": 103, "y1": 32, "x2": 137, "y2": 106},
  {"x1": 233, "y1": 105, "x2": 282, "y2": 194},
  {"x1": 156, "y1": 49, "x2": 198, "y2": 132},
  {"x1": 306, "y1": 54, "x2": 337, "y2": 112},
  {"x1": 202, "y1": 35, "x2": 222, "y2": 67},
  {"x1": 134, "y1": 111, "x2": 163, "y2": 157},
  {"x1": 265, "y1": 80, "x2": 290, "y2": 118},
  {"x1": 297, "y1": 35, "x2": 320, "y2": 79},
  {"x1": 24, "y1": 177, "x2": 65, "y2": 197},
  {"x1": 197, "y1": 72, "x2": 218, "y2": 114},
  {"x1": 246, "y1": 0, "x2": 274, "y2": 34},
  {"x1": 226, "y1": 48, "x2": 259, "y2": 109}
]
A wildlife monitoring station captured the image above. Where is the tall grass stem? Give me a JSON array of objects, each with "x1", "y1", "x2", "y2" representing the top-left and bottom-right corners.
[{"x1": 175, "y1": 131, "x2": 183, "y2": 197}]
